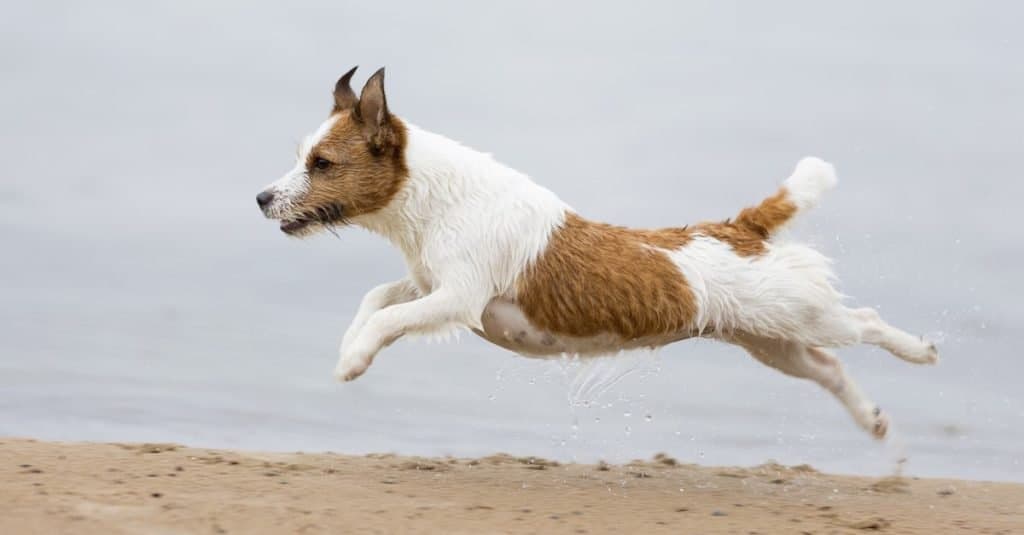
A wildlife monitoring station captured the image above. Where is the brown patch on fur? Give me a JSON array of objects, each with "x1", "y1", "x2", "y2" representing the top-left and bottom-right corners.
[
  {"x1": 516, "y1": 213, "x2": 698, "y2": 340},
  {"x1": 733, "y1": 187, "x2": 798, "y2": 239},
  {"x1": 300, "y1": 110, "x2": 408, "y2": 220},
  {"x1": 690, "y1": 221, "x2": 768, "y2": 257},
  {"x1": 516, "y1": 184, "x2": 800, "y2": 338},
  {"x1": 692, "y1": 185, "x2": 798, "y2": 257}
]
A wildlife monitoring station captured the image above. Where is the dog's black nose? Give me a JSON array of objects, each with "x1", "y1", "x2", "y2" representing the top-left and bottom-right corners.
[{"x1": 256, "y1": 191, "x2": 275, "y2": 209}]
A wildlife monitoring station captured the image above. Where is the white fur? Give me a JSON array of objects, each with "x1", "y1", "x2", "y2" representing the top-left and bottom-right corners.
[
  {"x1": 260, "y1": 115, "x2": 339, "y2": 219},
  {"x1": 352, "y1": 124, "x2": 570, "y2": 298},
  {"x1": 785, "y1": 156, "x2": 838, "y2": 212},
  {"x1": 306, "y1": 117, "x2": 935, "y2": 439},
  {"x1": 669, "y1": 237, "x2": 845, "y2": 343}
]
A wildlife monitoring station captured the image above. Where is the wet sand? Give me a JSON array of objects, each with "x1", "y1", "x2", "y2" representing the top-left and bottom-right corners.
[{"x1": 2, "y1": 438, "x2": 1021, "y2": 534}]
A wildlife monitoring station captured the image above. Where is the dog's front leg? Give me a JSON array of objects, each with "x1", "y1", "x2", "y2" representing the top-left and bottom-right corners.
[
  {"x1": 340, "y1": 279, "x2": 420, "y2": 354},
  {"x1": 335, "y1": 289, "x2": 468, "y2": 382}
]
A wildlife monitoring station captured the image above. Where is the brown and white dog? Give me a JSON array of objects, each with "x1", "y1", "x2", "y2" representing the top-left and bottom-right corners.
[{"x1": 257, "y1": 67, "x2": 938, "y2": 439}]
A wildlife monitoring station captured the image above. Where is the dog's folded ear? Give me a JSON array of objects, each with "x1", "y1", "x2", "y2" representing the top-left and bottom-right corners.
[
  {"x1": 356, "y1": 67, "x2": 395, "y2": 153},
  {"x1": 333, "y1": 66, "x2": 359, "y2": 113}
]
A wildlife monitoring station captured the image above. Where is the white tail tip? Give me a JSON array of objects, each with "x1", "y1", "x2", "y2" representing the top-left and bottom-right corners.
[{"x1": 785, "y1": 156, "x2": 837, "y2": 210}]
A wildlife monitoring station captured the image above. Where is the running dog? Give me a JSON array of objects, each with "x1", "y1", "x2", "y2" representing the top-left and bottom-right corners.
[{"x1": 257, "y1": 67, "x2": 938, "y2": 439}]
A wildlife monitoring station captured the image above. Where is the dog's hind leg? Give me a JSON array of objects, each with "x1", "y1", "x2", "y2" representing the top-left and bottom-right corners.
[
  {"x1": 846, "y1": 307, "x2": 939, "y2": 365},
  {"x1": 733, "y1": 334, "x2": 889, "y2": 439},
  {"x1": 782, "y1": 304, "x2": 938, "y2": 365}
]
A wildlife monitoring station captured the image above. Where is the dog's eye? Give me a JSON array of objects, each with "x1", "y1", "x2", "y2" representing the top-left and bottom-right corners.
[{"x1": 313, "y1": 157, "x2": 332, "y2": 170}]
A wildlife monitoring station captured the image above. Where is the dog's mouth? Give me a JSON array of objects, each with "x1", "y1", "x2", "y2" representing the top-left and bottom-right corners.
[
  {"x1": 279, "y1": 204, "x2": 346, "y2": 236},
  {"x1": 280, "y1": 219, "x2": 314, "y2": 234}
]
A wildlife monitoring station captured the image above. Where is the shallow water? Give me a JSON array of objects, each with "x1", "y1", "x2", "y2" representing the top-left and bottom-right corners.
[{"x1": 1, "y1": 1, "x2": 1022, "y2": 481}]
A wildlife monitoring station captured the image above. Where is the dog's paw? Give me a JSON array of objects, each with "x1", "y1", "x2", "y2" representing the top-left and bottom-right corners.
[
  {"x1": 919, "y1": 339, "x2": 940, "y2": 365},
  {"x1": 334, "y1": 361, "x2": 369, "y2": 382},
  {"x1": 899, "y1": 337, "x2": 939, "y2": 365},
  {"x1": 334, "y1": 344, "x2": 376, "y2": 382},
  {"x1": 871, "y1": 406, "x2": 890, "y2": 440}
]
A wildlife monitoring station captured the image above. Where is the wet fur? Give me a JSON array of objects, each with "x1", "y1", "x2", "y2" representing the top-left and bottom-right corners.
[{"x1": 257, "y1": 68, "x2": 938, "y2": 440}]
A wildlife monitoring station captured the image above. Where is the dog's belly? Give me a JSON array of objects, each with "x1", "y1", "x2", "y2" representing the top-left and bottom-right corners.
[{"x1": 475, "y1": 298, "x2": 693, "y2": 358}]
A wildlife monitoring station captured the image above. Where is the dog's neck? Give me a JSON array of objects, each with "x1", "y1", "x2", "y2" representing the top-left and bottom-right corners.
[
  {"x1": 352, "y1": 119, "x2": 570, "y2": 298},
  {"x1": 353, "y1": 120, "x2": 537, "y2": 258}
]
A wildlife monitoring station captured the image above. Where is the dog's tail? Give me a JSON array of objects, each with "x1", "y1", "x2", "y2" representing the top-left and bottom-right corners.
[{"x1": 733, "y1": 156, "x2": 837, "y2": 239}]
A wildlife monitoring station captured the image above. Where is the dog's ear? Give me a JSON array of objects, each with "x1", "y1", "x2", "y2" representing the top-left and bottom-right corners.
[
  {"x1": 332, "y1": 66, "x2": 359, "y2": 112},
  {"x1": 356, "y1": 67, "x2": 394, "y2": 151}
]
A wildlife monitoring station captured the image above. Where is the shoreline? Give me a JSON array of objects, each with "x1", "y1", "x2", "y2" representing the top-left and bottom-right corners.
[{"x1": 3, "y1": 437, "x2": 1021, "y2": 533}]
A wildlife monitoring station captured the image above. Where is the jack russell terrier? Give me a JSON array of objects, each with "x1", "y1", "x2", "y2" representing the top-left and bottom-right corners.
[{"x1": 257, "y1": 67, "x2": 937, "y2": 439}]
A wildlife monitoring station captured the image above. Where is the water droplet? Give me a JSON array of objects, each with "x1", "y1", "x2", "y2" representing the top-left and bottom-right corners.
[
  {"x1": 624, "y1": 426, "x2": 632, "y2": 436},
  {"x1": 487, "y1": 394, "x2": 495, "y2": 401},
  {"x1": 623, "y1": 411, "x2": 632, "y2": 418},
  {"x1": 644, "y1": 414, "x2": 653, "y2": 423},
  {"x1": 594, "y1": 417, "x2": 601, "y2": 423}
]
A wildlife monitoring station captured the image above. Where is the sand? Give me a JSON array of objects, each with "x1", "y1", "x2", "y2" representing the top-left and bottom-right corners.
[{"x1": 2, "y1": 438, "x2": 1021, "y2": 534}]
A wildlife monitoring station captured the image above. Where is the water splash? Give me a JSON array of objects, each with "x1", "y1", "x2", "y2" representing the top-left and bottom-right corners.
[{"x1": 558, "y1": 352, "x2": 658, "y2": 409}]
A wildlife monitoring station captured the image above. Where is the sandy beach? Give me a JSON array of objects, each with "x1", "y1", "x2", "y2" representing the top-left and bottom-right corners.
[{"x1": 2, "y1": 438, "x2": 1021, "y2": 534}]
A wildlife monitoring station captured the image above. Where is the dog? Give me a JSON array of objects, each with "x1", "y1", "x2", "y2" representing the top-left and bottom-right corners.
[{"x1": 257, "y1": 67, "x2": 938, "y2": 439}]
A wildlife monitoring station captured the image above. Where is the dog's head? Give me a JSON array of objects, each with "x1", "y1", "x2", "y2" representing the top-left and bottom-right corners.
[{"x1": 257, "y1": 67, "x2": 407, "y2": 237}]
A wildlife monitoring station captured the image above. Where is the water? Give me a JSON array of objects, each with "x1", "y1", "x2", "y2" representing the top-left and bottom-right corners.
[{"x1": 1, "y1": 1, "x2": 1022, "y2": 481}]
